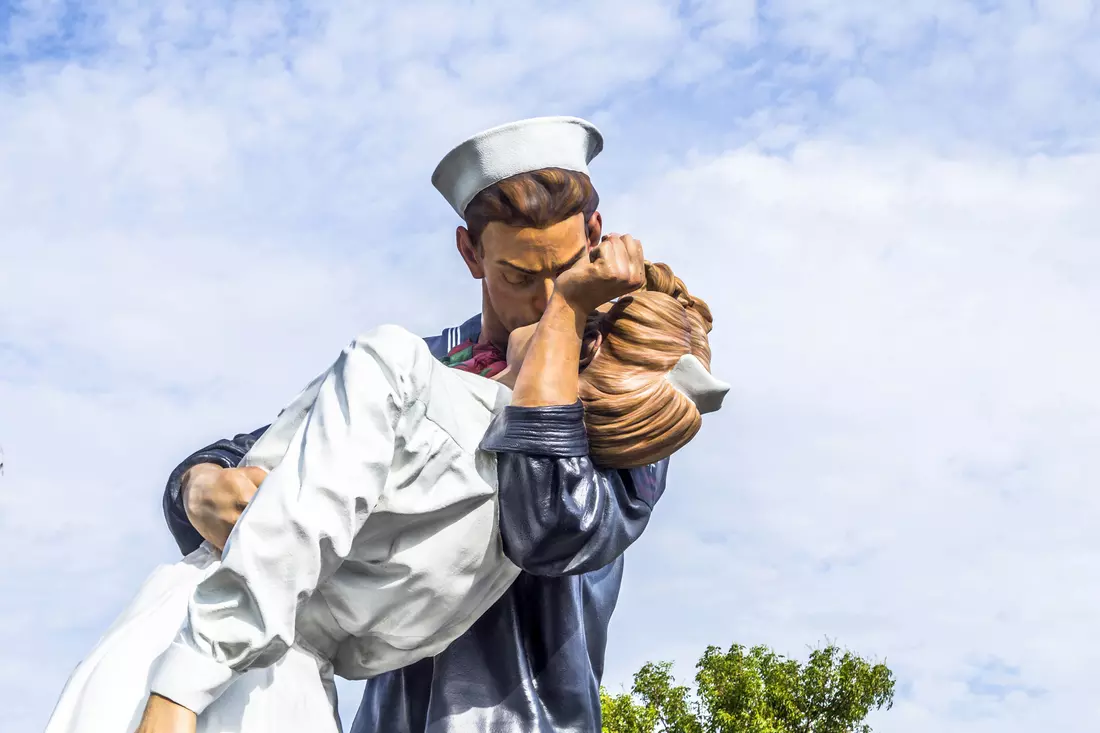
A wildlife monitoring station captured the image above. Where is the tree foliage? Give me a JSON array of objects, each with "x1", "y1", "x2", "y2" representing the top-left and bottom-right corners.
[{"x1": 601, "y1": 641, "x2": 895, "y2": 733}]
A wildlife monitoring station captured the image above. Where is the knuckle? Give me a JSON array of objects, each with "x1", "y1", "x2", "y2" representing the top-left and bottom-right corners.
[{"x1": 183, "y1": 491, "x2": 202, "y2": 515}]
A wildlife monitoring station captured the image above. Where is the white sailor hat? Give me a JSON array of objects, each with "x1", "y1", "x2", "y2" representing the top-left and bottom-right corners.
[{"x1": 431, "y1": 116, "x2": 604, "y2": 218}]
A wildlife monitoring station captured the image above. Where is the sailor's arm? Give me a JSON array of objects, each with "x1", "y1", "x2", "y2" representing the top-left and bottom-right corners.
[
  {"x1": 485, "y1": 233, "x2": 666, "y2": 575},
  {"x1": 482, "y1": 403, "x2": 669, "y2": 576}
]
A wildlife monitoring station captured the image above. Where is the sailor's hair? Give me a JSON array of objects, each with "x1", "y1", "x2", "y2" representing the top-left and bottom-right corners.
[{"x1": 461, "y1": 168, "x2": 599, "y2": 245}]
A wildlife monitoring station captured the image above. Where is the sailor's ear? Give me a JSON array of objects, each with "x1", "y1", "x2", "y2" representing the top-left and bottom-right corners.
[
  {"x1": 586, "y1": 211, "x2": 603, "y2": 250},
  {"x1": 456, "y1": 226, "x2": 484, "y2": 279}
]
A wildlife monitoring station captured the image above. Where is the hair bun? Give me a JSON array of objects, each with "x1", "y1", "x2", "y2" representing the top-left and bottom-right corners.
[{"x1": 642, "y1": 261, "x2": 713, "y2": 334}]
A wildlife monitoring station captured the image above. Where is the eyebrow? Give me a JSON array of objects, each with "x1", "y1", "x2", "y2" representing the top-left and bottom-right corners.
[{"x1": 498, "y1": 246, "x2": 587, "y2": 276}]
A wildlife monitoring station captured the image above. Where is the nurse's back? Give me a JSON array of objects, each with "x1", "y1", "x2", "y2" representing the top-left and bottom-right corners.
[{"x1": 234, "y1": 326, "x2": 521, "y2": 679}]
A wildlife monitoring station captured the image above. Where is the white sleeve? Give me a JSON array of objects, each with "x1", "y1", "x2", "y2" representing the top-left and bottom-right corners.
[
  {"x1": 239, "y1": 369, "x2": 329, "y2": 472},
  {"x1": 148, "y1": 326, "x2": 427, "y2": 714}
]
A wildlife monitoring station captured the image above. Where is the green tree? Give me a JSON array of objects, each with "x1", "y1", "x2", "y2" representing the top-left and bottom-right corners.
[{"x1": 601, "y1": 641, "x2": 895, "y2": 733}]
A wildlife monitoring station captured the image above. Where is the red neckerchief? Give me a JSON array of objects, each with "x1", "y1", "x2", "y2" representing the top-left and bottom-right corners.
[{"x1": 441, "y1": 339, "x2": 508, "y2": 379}]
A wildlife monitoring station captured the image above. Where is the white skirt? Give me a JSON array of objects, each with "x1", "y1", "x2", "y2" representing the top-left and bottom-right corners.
[{"x1": 44, "y1": 544, "x2": 341, "y2": 733}]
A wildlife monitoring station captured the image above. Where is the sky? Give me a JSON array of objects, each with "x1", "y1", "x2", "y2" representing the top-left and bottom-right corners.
[{"x1": 1, "y1": 0, "x2": 1098, "y2": 731}]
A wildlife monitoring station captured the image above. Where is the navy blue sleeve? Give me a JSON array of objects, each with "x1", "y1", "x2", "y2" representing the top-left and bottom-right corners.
[
  {"x1": 162, "y1": 426, "x2": 268, "y2": 555},
  {"x1": 480, "y1": 401, "x2": 669, "y2": 576}
]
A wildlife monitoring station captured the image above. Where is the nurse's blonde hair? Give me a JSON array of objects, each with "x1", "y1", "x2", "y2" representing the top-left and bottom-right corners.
[{"x1": 580, "y1": 262, "x2": 715, "y2": 468}]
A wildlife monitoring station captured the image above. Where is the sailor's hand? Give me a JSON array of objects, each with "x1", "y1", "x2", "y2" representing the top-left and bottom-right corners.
[
  {"x1": 182, "y1": 464, "x2": 267, "y2": 551},
  {"x1": 133, "y1": 694, "x2": 197, "y2": 733},
  {"x1": 554, "y1": 233, "x2": 645, "y2": 314}
]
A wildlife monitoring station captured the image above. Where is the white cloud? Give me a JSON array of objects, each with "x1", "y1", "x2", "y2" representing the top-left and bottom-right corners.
[
  {"x1": 602, "y1": 143, "x2": 1100, "y2": 732},
  {"x1": 2, "y1": 1, "x2": 1098, "y2": 731}
]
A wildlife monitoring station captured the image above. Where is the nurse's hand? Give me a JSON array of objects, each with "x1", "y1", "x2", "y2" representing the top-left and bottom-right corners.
[
  {"x1": 134, "y1": 694, "x2": 197, "y2": 733},
  {"x1": 182, "y1": 464, "x2": 268, "y2": 550}
]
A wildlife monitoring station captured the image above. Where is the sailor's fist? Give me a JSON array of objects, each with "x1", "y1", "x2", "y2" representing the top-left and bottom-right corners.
[
  {"x1": 182, "y1": 464, "x2": 267, "y2": 550},
  {"x1": 555, "y1": 233, "x2": 645, "y2": 313}
]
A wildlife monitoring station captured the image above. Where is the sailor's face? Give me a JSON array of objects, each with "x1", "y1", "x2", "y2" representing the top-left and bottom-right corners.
[{"x1": 477, "y1": 213, "x2": 592, "y2": 333}]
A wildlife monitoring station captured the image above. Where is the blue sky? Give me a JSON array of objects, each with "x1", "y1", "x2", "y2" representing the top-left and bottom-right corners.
[{"x1": 2, "y1": 1, "x2": 1099, "y2": 731}]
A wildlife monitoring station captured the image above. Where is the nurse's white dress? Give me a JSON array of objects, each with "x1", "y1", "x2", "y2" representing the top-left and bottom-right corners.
[{"x1": 45, "y1": 325, "x2": 522, "y2": 733}]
